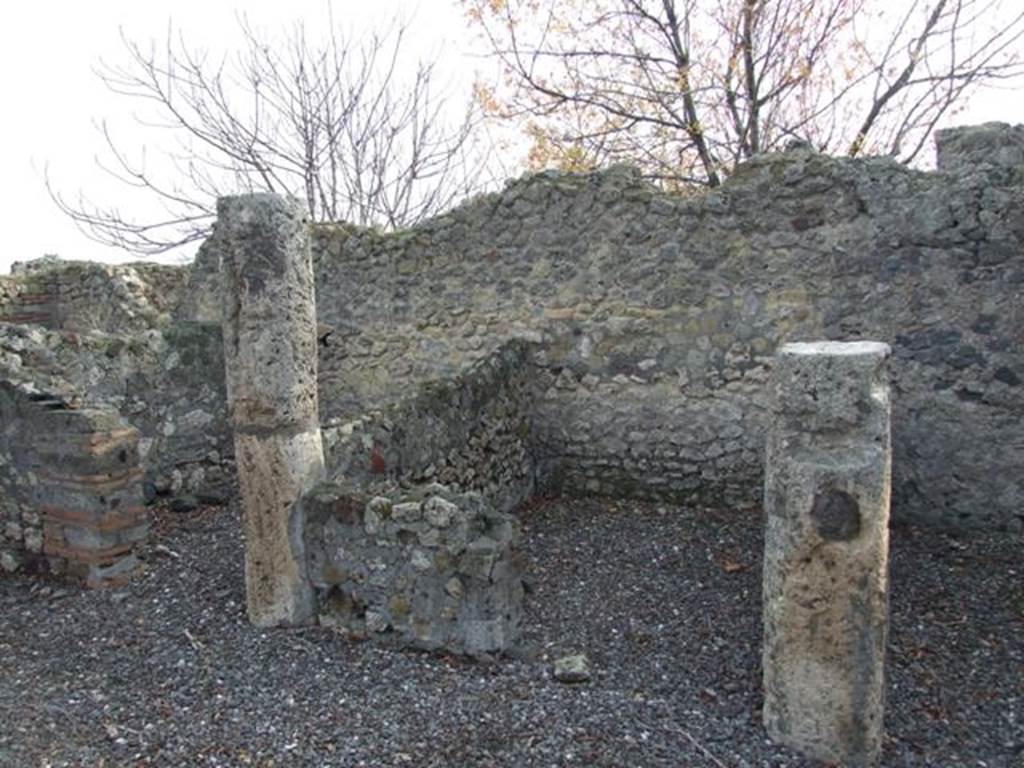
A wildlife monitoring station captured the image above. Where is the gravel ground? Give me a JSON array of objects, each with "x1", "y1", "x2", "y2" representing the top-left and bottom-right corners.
[{"x1": 1, "y1": 497, "x2": 1021, "y2": 767}]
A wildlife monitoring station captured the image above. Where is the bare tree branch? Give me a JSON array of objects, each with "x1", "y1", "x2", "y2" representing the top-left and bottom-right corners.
[
  {"x1": 49, "y1": 14, "x2": 494, "y2": 256},
  {"x1": 465, "y1": 0, "x2": 1024, "y2": 184}
]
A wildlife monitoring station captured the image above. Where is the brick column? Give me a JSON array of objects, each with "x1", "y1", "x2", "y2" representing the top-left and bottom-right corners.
[
  {"x1": 34, "y1": 405, "x2": 147, "y2": 587},
  {"x1": 762, "y1": 341, "x2": 892, "y2": 767},
  {"x1": 219, "y1": 194, "x2": 323, "y2": 627}
]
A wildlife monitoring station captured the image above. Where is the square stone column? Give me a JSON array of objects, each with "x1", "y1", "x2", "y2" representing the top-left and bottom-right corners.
[
  {"x1": 218, "y1": 194, "x2": 324, "y2": 627},
  {"x1": 762, "y1": 341, "x2": 892, "y2": 767}
]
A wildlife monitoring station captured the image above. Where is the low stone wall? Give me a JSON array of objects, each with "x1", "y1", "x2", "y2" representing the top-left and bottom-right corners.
[
  {"x1": 0, "y1": 382, "x2": 147, "y2": 586},
  {"x1": 304, "y1": 482, "x2": 523, "y2": 655},
  {"x1": 322, "y1": 340, "x2": 537, "y2": 514},
  {"x1": 0, "y1": 258, "x2": 187, "y2": 335}
]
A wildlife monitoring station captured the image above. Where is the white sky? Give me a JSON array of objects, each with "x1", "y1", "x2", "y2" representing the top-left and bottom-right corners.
[
  {"x1": 1, "y1": 0, "x2": 1021, "y2": 274},
  {"x1": 0, "y1": 0, "x2": 478, "y2": 272}
]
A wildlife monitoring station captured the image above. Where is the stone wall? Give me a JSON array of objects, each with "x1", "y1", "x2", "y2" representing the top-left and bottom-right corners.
[
  {"x1": 0, "y1": 258, "x2": 187, "y2": 335},
  {"x1": 322, "y1": 340, "x2": 537, "y2": 514},
  {"x1": 0, "y1": 321, "x2": 233, "y2": 509},
  {"x1": 304, "y1": 482, "x2": 523, "y2": 655},
  {"x1": 306, "y1": 124, "x2": 1024, "y2": 530},
  {"x1": 0, "y1": 382, "x2": 49, "y2": 575},
  {"x1": 936, "y1": 122, "x2": 1024, "y2": 172},
  {"x1": 2, "y1": 122, "x2": 1022, "y2": 534},
  {"x1": 0, "y1": 256, "x2": 229, "y2": 526}
]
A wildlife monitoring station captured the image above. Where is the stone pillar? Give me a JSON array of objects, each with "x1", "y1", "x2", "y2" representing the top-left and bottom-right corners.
[
  {"x1": 219, "y1": 194, "x2": 323, "y2": 627},
  {"x1": 33, "y1": 403, "x2": 147, "y2": 587},
  {"x1": 762, "y1": 341, "x2": 892, "y2": 767}
]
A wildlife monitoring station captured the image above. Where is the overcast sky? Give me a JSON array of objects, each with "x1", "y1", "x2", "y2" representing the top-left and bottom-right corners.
[
  {"x1": 1, "y1": 0, "x2": 475, "y2": 273},
  {"x1": 2, "y1": 0, "x2": 1022, "y2": 274}
]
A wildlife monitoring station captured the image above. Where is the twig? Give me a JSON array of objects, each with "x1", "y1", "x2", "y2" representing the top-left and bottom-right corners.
[
  {"x1": 638, "y1": 720, "x2": 731, "y2": 768},
  {"x1": 183, "y1": 628, "x2": 205, "y2": 652}
]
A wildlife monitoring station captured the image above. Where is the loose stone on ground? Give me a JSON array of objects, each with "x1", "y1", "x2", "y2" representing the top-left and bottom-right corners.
[{"x1": 553, "y1": 654, "x2": 591, "y2": 684}]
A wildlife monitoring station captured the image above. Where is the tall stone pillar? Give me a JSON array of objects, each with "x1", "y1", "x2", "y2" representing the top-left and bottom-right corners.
[
  {"x1": 219, "y1": 194, "x2": 323, "y2": 627},
  {"x1": 762, "y1": 341, "x2": 892, "y2": 767}
]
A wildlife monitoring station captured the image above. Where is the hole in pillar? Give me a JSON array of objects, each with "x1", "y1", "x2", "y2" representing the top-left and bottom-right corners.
[
  {"x1": 810, "y1": 489, "x2": 861, "y2": 542},
  {"x1": 118, "y1": 449, "x2": 128, "y2": 463}
]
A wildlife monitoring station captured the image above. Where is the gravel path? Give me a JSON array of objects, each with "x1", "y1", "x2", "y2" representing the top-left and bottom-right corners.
[{"x1": 1, "y1": 497, "x2": 1021, "y2": 767}]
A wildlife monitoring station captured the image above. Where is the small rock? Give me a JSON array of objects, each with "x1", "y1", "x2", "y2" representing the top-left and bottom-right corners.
[
  {"x1": 392, "y1": 502, "x2": 422, "y2": 522},
  {"x1": 444, "y1": 576, "x2": 464, "y2": 599},
  {"x1": 153, "y1": 474, "x2": 173, "y2": 494},
  {"x1": 0, "y1": 550, "x2": 22, "y2": 573},
  {"x1": 423, "y1": 496, "x2": 457, "y2": 527},
  {"x1": 365, "y1": 610, "x2": 387, "y2": 633},
  {"x1": 24, "y1": 529, "x2": 42, "y2": 554},
  {"x1": 410, "y1": 549, "x2": 432, "y2": 571},
  {"x1": 553, "y1": 654, "x2": 591, "y2": 683},
  {"x1": 154, "y1": 544, "x2": 181, "y2": 559},
  {"x1": 170, "y1": 495, "x2": 199, "y2": 513},
  {"x1": 169, "y1": 469, "x2": 184, "y2": 494}
]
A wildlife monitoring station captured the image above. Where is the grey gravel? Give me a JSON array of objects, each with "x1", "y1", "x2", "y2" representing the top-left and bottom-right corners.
[{"x1": 1, "y1": 497, "x2": 1021, "y2": 767}]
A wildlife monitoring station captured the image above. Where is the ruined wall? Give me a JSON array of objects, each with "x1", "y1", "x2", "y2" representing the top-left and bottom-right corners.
[
  {"x1": 310, "y1": 123, "x2": 1024, "y2": 530},
  {"x1": 0, "y1": 382, "x2": 51, "y2": 574},
  {"x1": 322, "y1": 340, "x2": 536, "y2": 514},
  {"x1": 304, "y1": 482, "x2": 523, "y2": 655},
  {"x1": 3, "y1": 123, "x2": 1021, "y2": 535},
  {"x1": 0, "y1": 256, "x2": 230, "y2": 521},
  {"x1": 0, "y1": 321, "x2": 232, "y2": 507},
  {"x1": 0, "y1": 259, "x2": 187, "y2": 334}
]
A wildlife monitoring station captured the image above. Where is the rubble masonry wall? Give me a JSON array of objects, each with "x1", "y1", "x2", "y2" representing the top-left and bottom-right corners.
[{"x1": 2, "y1": 122, "x2": 1022, "y2": 538}]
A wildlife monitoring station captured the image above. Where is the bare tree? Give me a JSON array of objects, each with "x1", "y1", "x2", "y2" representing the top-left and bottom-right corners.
[
  {"x1": 465, "y1": 0, "x2": 1024, "y2": 186},
  {"x1": 49, "y1": 14, "x2": 490, "y2": 255}
]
